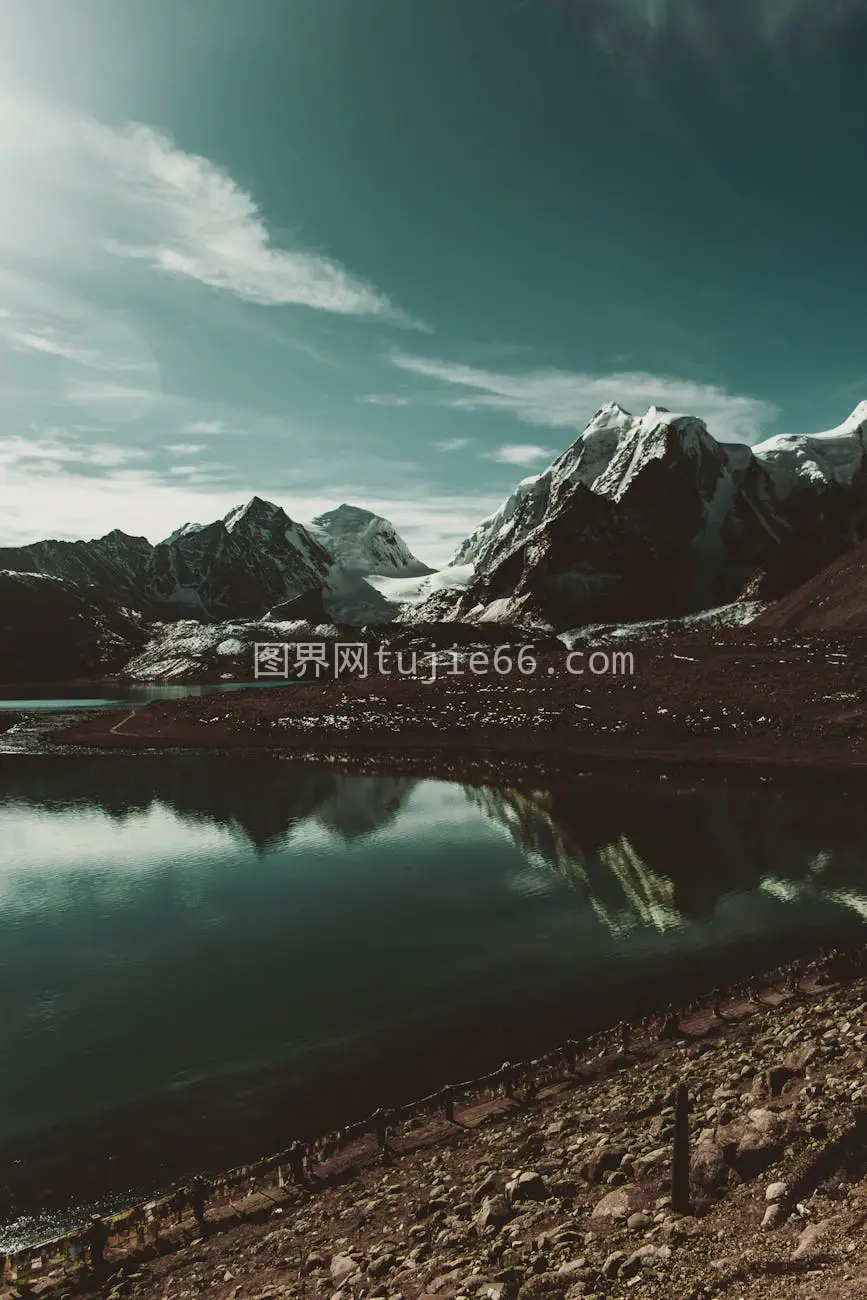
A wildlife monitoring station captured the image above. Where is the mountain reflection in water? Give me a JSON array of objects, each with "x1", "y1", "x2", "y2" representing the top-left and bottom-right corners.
[{"x1": 1, "y1": 755, "x2": 866, "y2": 1238}]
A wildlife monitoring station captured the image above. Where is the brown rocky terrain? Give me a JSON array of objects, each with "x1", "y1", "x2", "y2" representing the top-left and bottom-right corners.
[
  {"x1": 5, "y1": 959, "x2": 867, "y2": 1300},
  {"x1": 50, "y1": 631, "x2": 867, "y2": 775},
  {"x1": 755, "y1": 536, "x2": 867, "y2": 632}
]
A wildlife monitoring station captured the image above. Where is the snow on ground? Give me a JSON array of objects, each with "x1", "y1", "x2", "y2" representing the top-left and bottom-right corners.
[
  {"x1": 558, "y1": 599, "x2": 768, "y2": 650},
  {"x1": 366, "y1": 563, "x2": 475, "y2": 608}
]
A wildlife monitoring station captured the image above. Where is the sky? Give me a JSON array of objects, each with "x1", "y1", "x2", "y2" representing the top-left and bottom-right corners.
[{"x1": 1, "y1": 0, "x2": 866, "y2": 566}]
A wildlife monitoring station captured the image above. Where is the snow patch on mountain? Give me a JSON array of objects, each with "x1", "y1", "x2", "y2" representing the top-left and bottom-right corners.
[
  {"x1": 558, "y1": 598, "x2": 768, "y2": 650},
  {"x1": 309, "y1": 504, "x2": 431, "y2": 576},
  {"x1": 753, "y1": 403, "x2": 867, "y2": 497}
]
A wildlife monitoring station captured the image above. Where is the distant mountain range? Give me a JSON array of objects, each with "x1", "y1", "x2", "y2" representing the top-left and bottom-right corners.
[
  {"x1": 0, "y1": 498, "x2": 430, "y2": 679},
  {"x1": 0, "y1": 498, "x2": 430, "y2": 621},
  {"x1": 2, "y1": 400, "x2": 867, "y2": 679}
]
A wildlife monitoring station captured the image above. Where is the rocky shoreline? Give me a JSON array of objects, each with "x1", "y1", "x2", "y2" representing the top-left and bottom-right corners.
[{"x1": 5, "y1": 951, "x2": 867, "y2": 1300}]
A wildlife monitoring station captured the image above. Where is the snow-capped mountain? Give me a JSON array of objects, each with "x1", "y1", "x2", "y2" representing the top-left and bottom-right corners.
[
  {"x1": 147, "y1": 497, "x2": 333, "y2": 618},
  {"x1": 0, "y1": 497, "x2": 424, "y2": 624},
  {"x1": 4, "y1": 400, "x2": 867, "y2": 678},
  {"x1": 308, "y1": 504, "x2": 432, "y2": 577},
  {"x1": 412, "y1": 401, "x2": 867, "y2": 629},
  {"x1": 451, "y1": 401, "x2": 636, "y2": 569}
]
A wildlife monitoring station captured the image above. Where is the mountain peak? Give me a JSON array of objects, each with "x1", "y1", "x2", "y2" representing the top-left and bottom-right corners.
[
  {"x1": 309, "y1": 503, "x2": 431, "y2": 576},
  {"x1": 312, "y1": 503, "x2": 378, "y2": 525},
  {"x1": 585, "y1": 401, "x2": 632, "y2": 428},
  {"x1": 100, "y1": 528, "x2": 152, "y2": 545},
  {"x1": 222, "y1": 496, "x2": 287, "y2": 533}
]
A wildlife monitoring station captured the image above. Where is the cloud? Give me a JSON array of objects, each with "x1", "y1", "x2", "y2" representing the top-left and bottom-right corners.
[
  {"x1": 183, "y1": 419, "x2": 227, "y2": 435},
  {"x1": 568, "y1": 0, "x2": 865, "y2": 49},
  {"x1": 0, "y1": 449, "x2": 502, "y2": 568},
  {"x1": 7, "y1": 327, "x2": 155, "y2": 372},
  {"x1": 0, "y1": 304, "x2": 165, "y2": 423},
  {"x1": 358, "y1": 394, "x2": 412, "y2": 407},
  {"x1": 65, "y1": 380, "x2": 161, "y2": 424},
  {"x1": 0, "y1": 430, "x2": 148, "y2": 473},
  {"x1": 0, "y1": 91, "x2": 425, "y2": 329},
  {"x1": 434, "y1": 438, "x2": 470, "y2": 452},
  {"x1": 391, "y1": 352, "x2": 779, "y2": 444},
  {"x1": 163, "y1": 442, "x2": 207, "y2": 455},
  {"x1": 486, "y1": 444, "x2": 557, "y2": 466},
  {"x1": 9, "y1": 330, "x2": 101, "y2": 366}
]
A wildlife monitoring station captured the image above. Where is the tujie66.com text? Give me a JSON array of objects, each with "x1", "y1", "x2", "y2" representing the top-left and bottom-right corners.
[{"x1": 253, "y1": 641, "x2": 634, "y2": 685}]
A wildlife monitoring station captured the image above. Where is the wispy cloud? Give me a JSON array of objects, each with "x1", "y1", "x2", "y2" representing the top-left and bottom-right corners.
[
  {"x1": 563, "y1": 0, "x2": 866, "y2": 55},
  {"x1": 0, "y1": 301, "x2": 164, "y2": 423},
  {"x1": 0, "y1": 429, "x2": 148, "y2": 473},
  {"x1": 486, "y1": 444, "x2": 557, "y2": 466},
  {"x1": 0, "y1": 91, "x2": 426, "y2": 329},
  {"x1": 8, "y1": 327, "x2": 154, "y2": 372},
  {"x1": 391, "y1": 352, "x2": 779, "y2": 444},
  {"x1": 163, "y1": 443, "x2": 207, "y2": 455},
  {"x1": 183, "y1": 419, "x2": 227, "y2": 435},
  {"x1": 10, "y1": 331, "x2": 101, "y2": 367},
  {"x1": 434, "y1": 438, "x2": 470, "y2": 452},
  {"x1": 358, "y1": 394, "x2": 412, "y2": 407}
]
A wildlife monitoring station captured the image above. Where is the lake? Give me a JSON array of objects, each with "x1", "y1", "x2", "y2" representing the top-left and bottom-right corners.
[
  {"x1": 0, "y1": 679, "x2": 292, "y2": 712},
  {"x1": 1, "y1": 749, "x2": 867, "y2": 1248}
]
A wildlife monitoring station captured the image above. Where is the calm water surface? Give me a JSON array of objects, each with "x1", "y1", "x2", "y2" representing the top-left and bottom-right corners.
[
  {"x1": 0, "y1": 679, "x2": 289, "y2": 711},
  {"x1": 1, "y1": 752, "x2": 867, "y2": 1246}
]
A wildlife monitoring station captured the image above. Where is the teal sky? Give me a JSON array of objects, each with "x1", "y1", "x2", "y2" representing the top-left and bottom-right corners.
[{"x1": 1, "y1": 0, "x2": 866, "y2": 565}]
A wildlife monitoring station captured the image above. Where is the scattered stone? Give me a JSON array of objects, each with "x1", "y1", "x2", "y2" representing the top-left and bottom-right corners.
[
  {"x1": 590, "y1": 1186, "x2": 643, "y2": 1221},
  {"x1": 600, "y1": 1250, "x2": 626, "y2": 1278},
  {"x1": 792, "y1": 1219, "x2": 833, "y2": 1259},
  {"x1": 760, "y1": 1204, "x2": 783, "y2": 1230},
  {"x1": 517, "y1": 1273, "x2": 569, "y2": 1298},
  {"x1": 505, "y1": 1171, "x2": 550, "y2": 1204},
  {"x1": 580, "y1": 1146, "x2": 626, "y2": 1183},
  {"x1": 329, "y1": 1254, "x2": 359, "y2": 1286},
  {"x1": 620, "y1": 1244, "x2": 666, "y2": 1277},
  {"x1": 476, "y1": 1195, "x2": 514, "y2": 1233},
  {"x1": 766, "y1": 1065, "x2": 798, "y2": 1097}
]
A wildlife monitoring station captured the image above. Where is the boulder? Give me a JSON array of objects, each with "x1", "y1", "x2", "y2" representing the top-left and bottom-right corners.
[
  {"x1": 476, "y1": 1194, "x2": 514, "y2": 1233},
  {"x1": 690, "y1": 1140, "x2": 732, "y2": 1196},
  {"x1": 591, "y1": 1186, "x2": 644, "y2": 1221},
  {"x1": 506, "y1": 1171, "x2": 551, "y2": 1204},
  {"x1": 766, "y1": 1065, "x2": 798, "y2": 1097},
  {"x1": 330, "y1": 1254, "x2": 360, "y2": 1285},
  {"x1": 580, "y1": 1145, "x2": 626, "y2": 1182},
  {"x1": 620, "y1": 1244, "x2": 668, "y2": 1278}
]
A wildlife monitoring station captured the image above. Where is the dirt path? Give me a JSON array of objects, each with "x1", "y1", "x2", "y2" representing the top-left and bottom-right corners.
[{"x1": 108, "y1": 710, "x2": 138, "y2": 736}]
